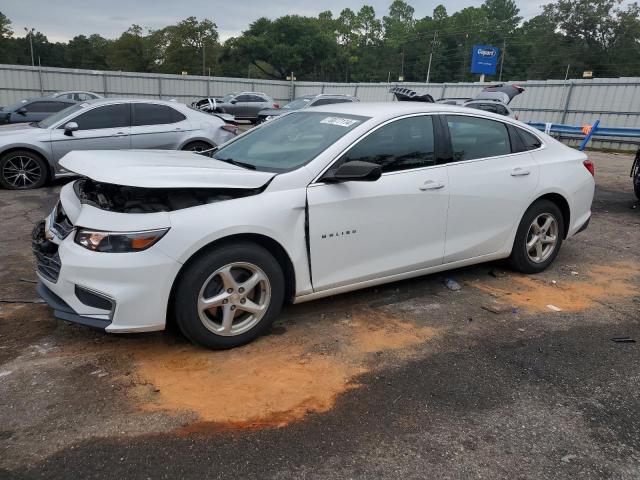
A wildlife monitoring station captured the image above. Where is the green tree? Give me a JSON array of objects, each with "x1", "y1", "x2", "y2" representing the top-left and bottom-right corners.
[
  {"x1": 107, "y1": 25, "x2": 151, "y2": 72},
  {"x1": 0, "y1": 11, "x2": 13, "y2": 63},
  {"x1": 149, "y1": 17, "x2": 219, "y2": 75},
  {"x1": 65, "y1": 34, "x2": 109, "y2": 69},
  {"x1": 223, "y1": 15, "x2": 340, "y2": 80}
]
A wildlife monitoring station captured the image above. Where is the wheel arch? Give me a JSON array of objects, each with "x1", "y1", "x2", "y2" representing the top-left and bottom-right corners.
[
  {"x1": 166, "y1": 233, "x2": 296, "y2": 327},
  {"x1": 531, "y1": 192, "x2": 571, "y2": 238},
  {"x1": 179, "y1": 138, "x2": 215, "y2": 150},
  {"x1": 0, "y1": 146, "x2": 53, "y2": 182}
]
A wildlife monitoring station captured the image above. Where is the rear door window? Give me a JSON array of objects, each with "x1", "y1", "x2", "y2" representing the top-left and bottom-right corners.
[
  {"x1": 71, "y1": 103, "x2": 130, "y2": 130},
  {"x1": 26, "y1": 101, "x2": 69, "y2": 113},
  {"x1": 446, "y1": 115, "x2": 511, "y2": 161},
  {"x1": 132, "y1": 103, "x2": 185, "y2": 126},
  {"x1": 517, "y1": 128, "x2": 542, "y2": 151},
  {"x1": 312, "y1": 98, "x2": 351, "y2": 106}
]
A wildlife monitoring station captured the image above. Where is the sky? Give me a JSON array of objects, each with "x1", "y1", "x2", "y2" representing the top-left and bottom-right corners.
[{"x1": 3, "y1": 0, "x2": 554, "y2": 43}]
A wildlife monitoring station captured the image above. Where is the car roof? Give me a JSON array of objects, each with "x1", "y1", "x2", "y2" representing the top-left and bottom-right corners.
[
  {"x1": 305, "y1": 101, "x2": 526, "y2": 127},
  {"x1": 52, "y1": 90, "x2": 97, "y2": 95},
  {"x1": 75, "y1": 98, "x2": 187, "y2": 107},
  {"x1": 229, "y1": 91, "x2": 270, "y2": 96}
]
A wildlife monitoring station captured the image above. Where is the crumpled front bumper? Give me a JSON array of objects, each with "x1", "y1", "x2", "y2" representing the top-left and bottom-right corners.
[
  {"x1": 33, "y1": 214, "x2": 182, "y2": 333},
  {"x1": 37, "y1": 280, "x2": 111, "y2": 330}
]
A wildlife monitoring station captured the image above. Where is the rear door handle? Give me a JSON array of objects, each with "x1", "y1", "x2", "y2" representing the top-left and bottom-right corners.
[
  {"x1": 419, "y1": 180, "x2": 445, "y2": 191},
  {"x1": 511, "y1": 168, "x2": 531, "y2": 176},
  {"x1": 112, "y1": 131, "x2": 127, "y2": 136}
]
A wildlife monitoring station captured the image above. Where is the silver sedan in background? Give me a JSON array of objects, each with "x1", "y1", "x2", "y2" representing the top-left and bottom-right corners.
[
  {"x1": 214, "y1": 92, "x2": 279, "y2": 123},
  {"x1": 0, "y1": 98, "x2": 237, "y2": 189}
]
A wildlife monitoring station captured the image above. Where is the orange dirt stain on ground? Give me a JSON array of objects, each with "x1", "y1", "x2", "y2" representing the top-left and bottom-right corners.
[
  {"x1": 120, "y1": 309, "x2": 438, "y2": 429},
  {"x1": 472, "y1": 262, "x2": 640, "y2": 312},
  {"x1": 349, "y1": 312, "x2": 438, "y2": 354}
]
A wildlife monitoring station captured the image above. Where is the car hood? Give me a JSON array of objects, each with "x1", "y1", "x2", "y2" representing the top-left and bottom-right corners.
[
  {"x1": 59, "y1": 150, "x2": 275, "y2": 189},
  {"x1": 0, "y1": 122, "x2": 39, "y2": 135}
]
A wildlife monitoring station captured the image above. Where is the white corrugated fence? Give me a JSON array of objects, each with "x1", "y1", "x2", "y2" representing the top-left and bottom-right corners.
[{"x1": 1, "y1": 63, "x2": 639, "y2": 150}]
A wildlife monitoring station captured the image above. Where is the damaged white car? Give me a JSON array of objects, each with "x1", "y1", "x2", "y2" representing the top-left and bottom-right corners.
[{"x1": 34, "y1": 103, "x2": 595, "y2": 349}]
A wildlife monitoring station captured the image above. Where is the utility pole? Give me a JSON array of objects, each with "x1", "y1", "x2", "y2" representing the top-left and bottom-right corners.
[
  {"x1": 426, "y1": 31, "x2": 437, "y2": 83},
  {"x1": 400, "y1": 47, "x2": 405, "y2": 81},
  {"x1": 24, "y1": 27, "x2": 35, "y2": 67},
  {"x1": 202, "y1": 39, "x2": 206, "y2": 76},
  {"x1": 462, "y1": 33, "x2": 468, "y2": 81},
  {"x1": 498, "y1": 39, "x2": 506, "y2": 81}
]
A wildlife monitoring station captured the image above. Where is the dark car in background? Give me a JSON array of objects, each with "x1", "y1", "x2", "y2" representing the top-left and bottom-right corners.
[
  {"x1": 0, "y1": 97, "x2": 77, "y2": 124},
  {"x1": 213, "y1": 92, "x2": 279, "y2": 123},
  {"x1": 257, "y1": 94, "x2": 359, "y2": 123}
]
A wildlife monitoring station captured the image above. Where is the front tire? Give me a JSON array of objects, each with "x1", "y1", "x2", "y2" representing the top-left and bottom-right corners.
[
  {"x1": 182, "y1": 141, "x2": 214, "y2": 153},
  {"x1": 508, "y1": 199, "x2": 564, "y2": 274},
  {"x1": 174, "y1": 242, "x2": 285, "y2": 349},
  {"x1": 0, "y1": 150, "x2": 48, "y2": 190}
]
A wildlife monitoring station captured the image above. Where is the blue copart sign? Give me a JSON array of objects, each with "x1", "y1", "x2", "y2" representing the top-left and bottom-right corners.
[{"x1": 471, "y1": 45, "x2": 499, "y2": 75}]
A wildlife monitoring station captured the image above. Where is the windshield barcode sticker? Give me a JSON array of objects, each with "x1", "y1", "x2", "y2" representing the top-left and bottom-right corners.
[{"x1": 320, "y1": 117, "x2": 360, "y2": 127}]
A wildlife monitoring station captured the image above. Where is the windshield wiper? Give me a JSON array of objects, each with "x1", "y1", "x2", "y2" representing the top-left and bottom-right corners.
[
  {"x1": 29, "y1": 122, "x2": 42, "y2": 128},
  {"x1": 215, "y1": 157, "x2": 256, "y2": 170}
]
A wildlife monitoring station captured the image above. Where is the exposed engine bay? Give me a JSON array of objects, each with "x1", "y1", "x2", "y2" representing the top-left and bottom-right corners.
[{"x1": 74, "y1": 177, "x2": 265, "y2": 213}]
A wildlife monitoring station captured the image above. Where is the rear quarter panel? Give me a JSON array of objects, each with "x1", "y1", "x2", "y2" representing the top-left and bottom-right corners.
[{"x1": 529, "y1": 137, "x2": 594, "y2": 236}]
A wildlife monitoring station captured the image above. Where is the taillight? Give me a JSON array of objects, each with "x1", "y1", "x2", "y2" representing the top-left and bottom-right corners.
[
  {"x1": 583, "y1": 159, "x2": 595, "y2": 177},
  {"x1": 221, "y1": 124, "x2": 238, "y2": 135},
  {"x1": 273, "y1": 103, "x2": 280, "y2": 109}
]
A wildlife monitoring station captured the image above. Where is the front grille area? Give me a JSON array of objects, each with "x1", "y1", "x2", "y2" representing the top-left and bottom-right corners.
[{"x1": 32, "y1": 221, "x2": 62, "y2": 283}]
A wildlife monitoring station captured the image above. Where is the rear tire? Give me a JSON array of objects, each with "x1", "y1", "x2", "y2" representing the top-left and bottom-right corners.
[
  {"x1": 0, "y1": 150, "x2": 48, "y2": 190},
  {"x1": 174, "y1": 242, "x2": 285, "y2": 349},
  {"x1": 182, "y1": 141, "x2": 214, "y2": 153},
  {"x1": 508, "y1": 199, "x2": 564, "y2": 274}
]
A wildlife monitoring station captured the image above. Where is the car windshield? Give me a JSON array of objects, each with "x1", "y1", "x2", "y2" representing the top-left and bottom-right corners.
[
  {"x1": 3, "y1": 99, "x2": 30, "y2": 112},
  {"x1": 212, "y1": 111, "x2": 369, "y2": 173},
  {"x1": 221, "y1": 94, "x2": 235, "y2": 103},
  {"x1": 282, "y1": 97, "x2": 312, "y2": 110},
  {"x1": 37, "y1": 104, "x2": 84, "y2": 128}
]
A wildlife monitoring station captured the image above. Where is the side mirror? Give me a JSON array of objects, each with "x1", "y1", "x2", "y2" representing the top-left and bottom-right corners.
[
  {"x1": 63, "y1": 121, "x2": 79, "y2": 136},
  {"x1": 323, "y1": 161, "x2": 382, "y2": 183},
  {"x1": 17, "y1": 107, "x2": 27, "y2": 115},
  {"x1": 230, "y1": 99, "x2": 237, "y2": 104}
]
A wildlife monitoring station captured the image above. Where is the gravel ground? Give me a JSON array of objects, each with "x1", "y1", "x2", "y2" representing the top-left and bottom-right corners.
[{"x1": 0, "y1": 151, "x2": 638, "y2": 479}]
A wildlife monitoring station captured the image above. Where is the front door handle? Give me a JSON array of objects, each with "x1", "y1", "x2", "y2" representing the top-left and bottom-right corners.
[
  {"x1": 113, "y1": 131, "x2": 127, "y2": 136},
  {"x1": 419, "y1": 180, "x2": 445, "y2": 191},
  {"x1": 511, "y1": 168, "x2": 531, "y2": 176}
]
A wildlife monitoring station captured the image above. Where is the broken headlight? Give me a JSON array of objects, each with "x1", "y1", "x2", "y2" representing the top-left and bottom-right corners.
[{"x1": 74, "y1": 228, "x2": 169, "y2": 253}]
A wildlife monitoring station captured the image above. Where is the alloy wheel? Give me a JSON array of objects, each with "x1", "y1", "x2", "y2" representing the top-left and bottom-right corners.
[
  {"x1": 197, "y1": 262, "x2": 271, "y2": 336},
  {"x1": 525, "y1": 213, "x2": 559, "y2": 263},
  {"x1": 2, "y1": 155, "x2": 42, "y2": 188}
]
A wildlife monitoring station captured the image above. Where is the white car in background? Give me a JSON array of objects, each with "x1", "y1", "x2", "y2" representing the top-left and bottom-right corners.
[
  {"x1": 33, "y1": 103, "x2": 595, "y2": 349},
  {"x1": 47, "y1": 91, "x2": 104, "y2": 101}
]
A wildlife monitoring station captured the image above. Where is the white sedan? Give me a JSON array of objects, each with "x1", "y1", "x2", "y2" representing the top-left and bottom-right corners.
[{"x1": 33, "y1": 103, "x2": 595, "y2": 349}]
